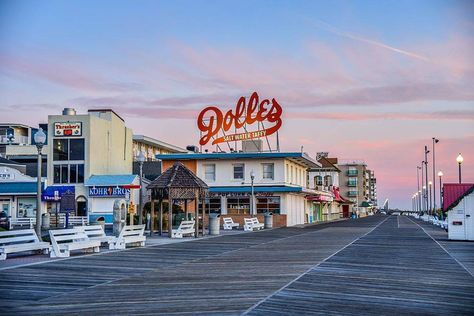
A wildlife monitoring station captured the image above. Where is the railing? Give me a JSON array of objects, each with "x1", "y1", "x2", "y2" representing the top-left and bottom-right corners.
[
  {"x1": 347, "y1": 181, "x2": 358, "y2": 187},
  {"x1": 347, "y1": 191, "x2": 358, "y2": 197}
]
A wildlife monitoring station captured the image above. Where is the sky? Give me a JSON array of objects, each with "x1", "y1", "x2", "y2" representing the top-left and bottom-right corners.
[{"x1": 0, "y1": 0, "x2": 473, "y2": 209}]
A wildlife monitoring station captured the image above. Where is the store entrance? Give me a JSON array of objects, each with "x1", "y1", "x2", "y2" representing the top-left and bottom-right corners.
[
  {"x1": 76, "y1": 196, "x2": 88, "y2": 216},
  {"x1": 0, "y1": 199, "x2": 10, "y2": 216}
]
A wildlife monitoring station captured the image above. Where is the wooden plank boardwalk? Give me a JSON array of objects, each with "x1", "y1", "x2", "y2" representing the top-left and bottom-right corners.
[
  {"x1": 1, "y1": 215, "x2": 473, "y2": 315},
  {"x1": 247, "y1": 216, "x2": 474, "y2": 315}
]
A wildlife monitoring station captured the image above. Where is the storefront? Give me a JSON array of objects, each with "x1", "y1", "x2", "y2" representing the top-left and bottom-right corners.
[
  {"x1": 42, "y1": 185, "x2": 76, "y2": 219},
  {"x1": 0, "y1": 166, "x2": 45, "y2": 223},
  {"x1": 85, "y1": 174, "x2": 139, "y2": 224}
]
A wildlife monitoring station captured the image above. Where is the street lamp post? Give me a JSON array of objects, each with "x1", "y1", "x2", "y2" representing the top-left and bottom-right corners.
[
  {"x1": 432, "y1": 138, "x2": 439, "y2": 214},
  {"x1": 422, "y1": 185, "x2": 427, "y2": 213},
  {"x1": 417, "y1": 166, "x2": 422, "y2": 212},
  {"x1": 428, "y1": 181, "x2": 433, "y2": 215},
  {"x1": 424, "y1": 146, "x2": 430, "y2": 214},
  {"x1": 421, "y1": 161, "x2": 425, "y2": 212},
  {"x1": 34, "y1": 128, "x2": 46, "y2": 240},
  {"x1": 137, "y1": 151, "x2": 146, "y2": 225},
  {"x1": 438, "y1": 171, "x2": 443, "y2": 220},
  {"x1": 456, "y1": 153, "x2": 463, "y2": 184},
  {"x1": 250, "y1": 170, "x2": 255, "y2": 217}
]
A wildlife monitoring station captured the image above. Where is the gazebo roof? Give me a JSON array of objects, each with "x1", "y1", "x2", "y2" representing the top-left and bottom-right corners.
[{"x1": 147, "y1": 162, "x2": 208, "y2": 200}]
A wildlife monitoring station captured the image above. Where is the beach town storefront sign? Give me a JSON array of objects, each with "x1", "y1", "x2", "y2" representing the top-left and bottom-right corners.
[
  {"x1": 88, "y1": 186, "x2": 131, "y2": 198},
  {"x1": 54, "y1": 122, "x2": 82, "y2": 137},
  {"x1": 197, "y1": 92, "x2": 282, "y2": 146}
]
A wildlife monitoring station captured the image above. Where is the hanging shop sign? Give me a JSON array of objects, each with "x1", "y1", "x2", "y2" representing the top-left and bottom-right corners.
[
  {"x1": 54, "y1": 122, "x2": 82, "y2": 137},
  {"x1": 89, "y1": 186, "x2": 131, "y2": 198},
  {"x1": 197, "y1": 92, "x2": 283, "y2": 146}
]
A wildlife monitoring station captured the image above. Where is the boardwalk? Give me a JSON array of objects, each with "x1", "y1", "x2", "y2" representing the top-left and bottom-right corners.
[{"x1": 1, "y1": 215, "x2": 473, "y2": 315}]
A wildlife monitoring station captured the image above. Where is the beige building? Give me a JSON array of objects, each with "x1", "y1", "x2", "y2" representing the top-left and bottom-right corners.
[
  {"x1": 338, "y1": 160, "x2": 371, "y2": 216},
  {"x1": 133, "y1": 135, "x2": 186, "y2": 161},
  {"x1": 45, "y1": 108, "x2": 136, "y2": 224}
]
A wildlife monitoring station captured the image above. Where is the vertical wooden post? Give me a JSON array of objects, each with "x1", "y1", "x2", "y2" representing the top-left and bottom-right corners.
[
  {"x1": 194, "y1": 198, "x2": 199, "y2": 238},
  {"x1": 184, "y1": 200, "x2": 188, "y2": 220},
  {"x1": 202, "y1": 198, "x2": 206, "y2": 236},
  {"x1": 159, "y1": 200, "x2": 163, "y2": 236},
  {"x1": 150, "y1": 199, "x2": 155, "y2": 234},
  {"x1": 168, "y1": 197, "x2": 173, "y2": 238}
]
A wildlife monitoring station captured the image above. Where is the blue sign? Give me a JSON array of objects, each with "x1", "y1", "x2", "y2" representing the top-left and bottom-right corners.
[
  {"x1": 42, "y1": 186, "x2": 75, "y2": 201},
  {"x1": 89, "y1": 186, "x2": 130, "y2": 198}
]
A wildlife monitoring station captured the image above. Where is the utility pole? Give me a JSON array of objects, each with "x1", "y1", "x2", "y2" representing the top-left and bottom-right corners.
[
  {"x1": 424, "y1": 146, "x2": 430, "y2": 215},
  {"x1": 432, "y1": 138, "x2": 439, "y2": 214}
]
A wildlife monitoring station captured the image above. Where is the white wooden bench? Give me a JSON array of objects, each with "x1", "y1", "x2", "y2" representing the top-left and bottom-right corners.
[
  {"x1": 171, "y1": 220, "x2": 195, "y2": 238},
  {"x1": 82, "y1": 225, "x2": 116, "y2": 249},
  {"x1": 0, "y1": 229, "x2": 50, "y2": 260},
  {"x1": 9, "y1": 217, "x2": 35, "y2": 230},
  {"x1": 49, "y1": 228, "x2": 101, "y2": 258},
  {"x1": 68, "y1": 216, "x2": 89, "y2": 226},
  {"x1": 244, "y1": 217, "x2": 264, "y2": 231},
  {"x1": 113, "y1": 225, "x2": 146, "y2": 249},
  {"x1": 223, "y1": 217, "x2": 239, "y2": 230}
]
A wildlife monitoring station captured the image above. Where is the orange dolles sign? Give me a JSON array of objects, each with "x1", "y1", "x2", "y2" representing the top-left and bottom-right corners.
[{"x1": 197, "y1": 92, "x2": 282, "y2": 146}]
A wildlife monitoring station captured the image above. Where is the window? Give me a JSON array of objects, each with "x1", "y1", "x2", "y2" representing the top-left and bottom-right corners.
[
  {"x1": 227, "y1": 197, "x2": 250, "y2": 214},
  {"x1": 17, "y1": 197, "x2": 37, "y2": 218},
  {"x1": 315, "y1": 176, "x2": 323, "y2": 185},
  {"x1": 290, "y1": 166, "x2": 293, "y2": 183},
  {"x1": 324, "y1": 175, "x2": 332, "y2": 186},
  {"x1": 233, "y1": 163, "x2": 244, "y2": 180},
  {"x1": 204, "y1": 164, "x2": 216, "y2": 181},
  {"x1": 53, "y1": 163, "x2": 85, "y2": 184},
  {"x1": 53, "y1": 139, "x2": 68, "y2": 161},
  {"x1": 198, "y1": 198, "x2": 222, "y2": 214},
  {"x1": 285, "y1": 164, "x2": 289, "y2": 182},
  {"x1": 53, "y1": 138, "x2": 84, "y2": 161},
  {"x1": 69, "y1": 139, "x2": 85, "y2": 160},
  {"x1": 262, "y1": 163, "x2": 274, "y2": 180},
  {"x1": 256, "y1": 196, "x2": 280, "y2": 214}
]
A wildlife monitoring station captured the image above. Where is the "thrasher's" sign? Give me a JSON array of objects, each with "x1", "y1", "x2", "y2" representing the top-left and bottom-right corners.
[{"x1": 54, "y1": 122, "x2": 82, "y2": 137}]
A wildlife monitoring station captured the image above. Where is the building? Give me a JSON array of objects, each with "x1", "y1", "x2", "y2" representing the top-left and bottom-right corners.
[
  {"x1": 368, "y1": 169, "x2": 378, "y2": 206},
  {"x1": 155, "y1": 152, "x2": 321, "y2": 227},
  {"x1": 133, "y1": 135, "x2": 187, "y2": 161},
  {"x1": 307, "y1": 153, "x2": 349, "y2": 221},
  {"x1": 443, "y1": 183, "x2": 474, "y2": 241},
  {"x1": 0, "y1": 165, "x2": 45, "y2": 223},
  {"x1": 338, "y1": 160, "x2": 372, "y2": 217},
  {"x1": 43, "y1": 108, "x2": 137, "y2": 224},
  {"x1": 0, "y1": 123, "x2": 48, "y2": 177}
]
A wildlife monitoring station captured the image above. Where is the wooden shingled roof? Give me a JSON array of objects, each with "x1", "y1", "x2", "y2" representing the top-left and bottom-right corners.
[{"x1": 147, "y1": 162, "x2": 208, "y2": 200}]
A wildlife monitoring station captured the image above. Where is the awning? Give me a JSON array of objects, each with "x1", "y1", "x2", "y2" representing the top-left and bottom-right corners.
[
  {"x1": 0, "y1": 182, "x2": 41, "y2": 195},
  {"x1": 209, "y1": 186, "x2": 302, "y2": 193},
  {"x1": 42, "y1": 186, "x2": 75, "y2": 201},
  {"x1": 85, "y1": 174, "x2": 138, "y2": 187},
  {"x1": 307, "y1": 194, "x2": 333, "y2": 202}
]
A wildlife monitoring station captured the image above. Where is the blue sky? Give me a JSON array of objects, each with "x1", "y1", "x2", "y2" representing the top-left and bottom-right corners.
[{"x1": 0, "y1": 0, "x2": 473, "y2": 208}]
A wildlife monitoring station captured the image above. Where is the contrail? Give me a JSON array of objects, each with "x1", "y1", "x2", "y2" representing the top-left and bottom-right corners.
[{"x1": 311, "y1": 19, "x2": 431, "y2": 62}]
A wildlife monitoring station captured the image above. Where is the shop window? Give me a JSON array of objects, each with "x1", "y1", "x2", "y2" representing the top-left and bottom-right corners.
[
  {"x1": 198, "y1": 198, "x2": 221, "y2": 214},
  {"x1": 233, "y1": 163, "x2": 244, "y2": 180},
  {"x1": 256, "y1": 196, "x2": 280, "y2": 214},
  {"x1": 227, "y1": 197, "x2": 250, "y2": 214},
  {"x1": 17, "y1": 197, "x2": 37, "y2": 218},
  {"x1": 204, "y1": 164, "x2": 216, "y2": 181},
  {"x1": 61, "y1": 165, "x2": 68, "y2": 183},
  {"x1": 262, "y1": 163, "x2": 274, "y2": 180}
]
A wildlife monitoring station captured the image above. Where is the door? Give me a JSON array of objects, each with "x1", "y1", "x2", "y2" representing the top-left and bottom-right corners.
[
  {"x1": 342, "y1": 205, "x2": 349, "y2": 218},
  {"x1": 465, "y1": 196, "x2": 474, "y2": 241}
]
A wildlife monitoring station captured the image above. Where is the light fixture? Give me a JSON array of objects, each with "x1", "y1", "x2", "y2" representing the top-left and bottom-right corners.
[{"x1": 456, "y1": 153, "x2": 463, "y2": 164}]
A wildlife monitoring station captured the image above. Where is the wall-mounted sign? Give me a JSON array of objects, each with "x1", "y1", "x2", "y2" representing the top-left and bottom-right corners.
[
  {"x1": 0, "y1": 173, "x2": 13, "y2": 180},
  {"x1": 89, "y1": 186, "x2": 131, "y2": 198},
  {"x1": 197, "y1": 92, "x2": 283, "y2": 146},
  {"x1": 54, "y1": 122, "x2": 82, "y2": 137}
]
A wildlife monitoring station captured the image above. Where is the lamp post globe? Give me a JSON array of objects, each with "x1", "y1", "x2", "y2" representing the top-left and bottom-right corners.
[
  {"x1": 456, "y1": 153, "x2": 463, "y2": 184},
  {"x1": 34, "y1": 128, "x2": 46, "y2": 240}
]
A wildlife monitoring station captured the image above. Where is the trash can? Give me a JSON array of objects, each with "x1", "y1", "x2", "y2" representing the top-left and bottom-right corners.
[
  {"x1": 209, "y1": 213, "x2": 221, "y2": 235},
  {"x1": 264, "y1": 212, "x2": 273, "y2": 229},
  {"x1": 42, "y1": 213, "x2": 50, "y2": 230},
  {"x1": 96, "y1": 216, "x2": 105, "y2": 231}
]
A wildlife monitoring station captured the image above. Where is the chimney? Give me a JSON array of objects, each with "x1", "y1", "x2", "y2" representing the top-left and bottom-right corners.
[{"x1": 62, "y1": 108, "x2": 76, "y2": 115}]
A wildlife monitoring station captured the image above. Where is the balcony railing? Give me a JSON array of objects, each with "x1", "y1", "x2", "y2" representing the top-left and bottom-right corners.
[
  {"x1": 347, "y1": 181, "x2": 358, "y2": 187},
  {"x1": 347, "y1": 191, "x2": 358, "y2": 197},
  {"x1": 347, "y1": 170, "x2": 358, "y2": 176}
]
